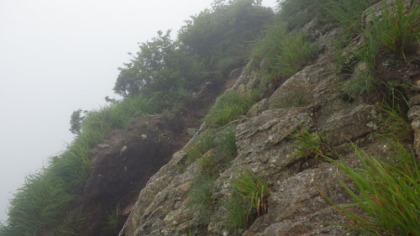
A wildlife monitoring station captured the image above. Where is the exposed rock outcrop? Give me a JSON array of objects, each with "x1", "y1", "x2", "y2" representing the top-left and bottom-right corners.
[{"x1": 119, "y1": 1, "x2": 420, "y2": 235}]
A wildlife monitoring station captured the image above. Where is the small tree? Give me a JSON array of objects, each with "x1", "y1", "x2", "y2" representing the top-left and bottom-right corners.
[
  {"x1": 69, "y1": 109, "x2": 85, "y2": 135},
  {"x1": 113, "y1": 30, "x2": 204, "y2": 98}
]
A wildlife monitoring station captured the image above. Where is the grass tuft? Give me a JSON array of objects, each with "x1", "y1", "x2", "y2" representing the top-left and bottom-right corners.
[
  {"x1": 290, "y1": 127, "x2": 332, "y2": 160},
  {"x1": 359, "y1": 0, "x2": 420, "y2": 68},
  {"x1": 103, "y1": 204, "x2": 123, "y2": 234},
  {"x1": 188, "y1": 175, "x2": 215, "y2": 218},
  {"x1": 251, "y1": 24, "x2": 316, "y2": 80},
  {"x1": 227, "y1": 170, "x2": 269, "y2": 229},
  {"x1": 330, "y1": 142, "x2": 420, "y2": 235},
  {"x1": 1, "y1": 94, "x2": 160, "y2": 234},
  {"x1": 204, "y1": 90, "x2": 258, "y2": 127}
]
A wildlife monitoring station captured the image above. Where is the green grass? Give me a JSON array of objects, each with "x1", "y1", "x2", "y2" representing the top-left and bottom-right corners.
[
  {"x1": 329, "y1": 142, "x2": 420, "y2": 235},
  {"x1": 342, "y1": 72, "x2": 377, "y2": 100},
  {"x1": 198, "y1": 155, "x2": 218, "y2": 177},
  {"x1": 54, "y1": 209, "x2": 85, "y2": 236},
  {"x1": 370, "y1": 0, "x2": 420, "y2": 59},
  {"x1": 227, "y1": 170, "x2": 268, "y2": 230},
  {"x1": 5, "y1": 173, "x2": 74, "y2": 235},
  {"x1": 103, "y1": 204, "x2": 123, "y2": 234},
  {"x1": 188, "y1": 127, "x2": 238, "y2": 222},
  {"x1": 213, "y1": 128, "x2": 238, "y2": 162},
  {"x1": 290, "y1": 127, "x2": 332, "y2": 160},
  {"x1": 278, "y1": 32, "x2": 317, "y2": 77},
  {"x1": 359, "y1": 0, "x2": 420, "y2": 68},
  {"x1": 204, "y1": 90, "x2": 258, "y2": 127},
  {"x1": 321, "y1": 0, "x2": 371, "y2": 37},
  {"x1": 377, "y1": 103, "x2": 412, "y2": 142},
  {"x1": 251, "y1": 24, "x2": 316, "y2": 80},
  {"x1": 277, "y1": 0, "x2": 317, "y2": 30},
  {"x1": 188, "y1": 174, "x2": 215, "y2": 219},
  {"x1": 0, "y1": 94, "x2": 161, "y2": 235},
  {"x1": 250, "y1": 23, "x2": 288, "y2": 80},
  {"x1": 184, "y1": 129, "x2": 216, "y2": 163}
]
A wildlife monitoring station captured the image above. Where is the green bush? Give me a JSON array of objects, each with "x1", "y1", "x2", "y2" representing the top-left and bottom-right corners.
[{"x1": 330, "y1": 142, "x2": 420, "y2": 235}]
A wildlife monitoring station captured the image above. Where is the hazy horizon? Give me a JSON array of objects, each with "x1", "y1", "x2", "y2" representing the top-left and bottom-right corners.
[{"x1": 0, "y1": 0, "x2": 277, "y2": 223}]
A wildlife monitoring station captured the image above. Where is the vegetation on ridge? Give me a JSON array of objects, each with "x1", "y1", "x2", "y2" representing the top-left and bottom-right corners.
[
  {"x1": 2, "y1": 0, "x2": 420, "y2": 235},
  {"x1": 0, "y1": 0, "x2": 273, "y2": 235}
]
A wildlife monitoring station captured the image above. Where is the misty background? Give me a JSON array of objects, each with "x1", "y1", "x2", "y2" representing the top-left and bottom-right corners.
[{"x1": 0, "y1": 0, "x2": 277, "y2": 223}]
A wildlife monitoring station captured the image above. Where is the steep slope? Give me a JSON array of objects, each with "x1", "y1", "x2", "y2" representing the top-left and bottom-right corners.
[
  {"x1": 2, "y1": 1, "x2": 419, "y2": 235},
  {"x1": 63, "y1": 77, "x2": 235, "y2": 236},
  {"x1": 0, "y1": 2, "x2": 275, "y2": 235},
  {"x1": 120, "y1": 1, "x2": 420, "y2": 235}
]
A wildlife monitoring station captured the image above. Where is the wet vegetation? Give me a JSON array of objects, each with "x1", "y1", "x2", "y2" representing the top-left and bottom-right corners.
[
  {"x1": 0, "y1": 0, "x2": 273, "y2": 235},
  {"x1": 2, "y1": 0, "x2": 420, "y2": 235}
]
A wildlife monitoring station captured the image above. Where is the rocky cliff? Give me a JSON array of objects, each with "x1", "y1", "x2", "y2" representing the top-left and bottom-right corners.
[
  {"x1": 118, "y1": 1, "x2": 420, "y2": 235},
  {"x1": 3, "y1": 1, "x2": 419, "y2": 235}
]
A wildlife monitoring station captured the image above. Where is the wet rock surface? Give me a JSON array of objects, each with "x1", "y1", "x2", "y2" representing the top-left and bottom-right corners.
[{"x1": 119, "y1": 1, "x2": 420, "y2": 235}]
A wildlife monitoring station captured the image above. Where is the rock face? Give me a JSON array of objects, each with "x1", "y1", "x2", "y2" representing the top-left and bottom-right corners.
[{"x1": 119, "y1": 2, "x2": 420, "y2": 236}]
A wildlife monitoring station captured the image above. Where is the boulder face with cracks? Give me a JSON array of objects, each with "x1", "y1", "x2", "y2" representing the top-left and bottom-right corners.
[
  {"x1": 120, "y1": 2, "x2": 420, "y2": 235},
  {"x1": 120, "y1": 57, "x2": 381, "y2": 236}
]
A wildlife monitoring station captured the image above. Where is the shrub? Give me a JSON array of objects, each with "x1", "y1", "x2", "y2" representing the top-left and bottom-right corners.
[
  {"x1": 330, "y1": 142, "x2": 420, "y2": 235},
  {"x1": 227, "y1": 170, "x2": 269, "y2": 229}
]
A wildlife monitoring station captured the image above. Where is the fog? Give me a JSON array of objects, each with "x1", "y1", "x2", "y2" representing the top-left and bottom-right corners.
[{"x1": 0, "y1": 0, "x2": 277, "y2": 223}]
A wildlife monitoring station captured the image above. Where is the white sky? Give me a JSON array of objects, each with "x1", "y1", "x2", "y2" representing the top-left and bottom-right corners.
[{"x1": 0, "y1": 0, "x2": 277, "y2": 223}]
